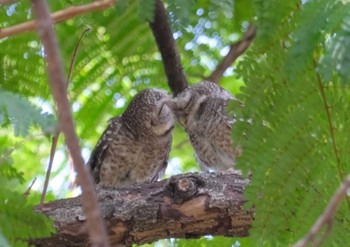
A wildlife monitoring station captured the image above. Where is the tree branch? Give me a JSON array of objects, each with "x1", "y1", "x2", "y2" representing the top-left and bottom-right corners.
[
  {"x1": 41, "y1": 28, "x2": 90, "y2": 207},
  {"x1": 0, "y1": 0, "x2": 18, "y2": 5},
  {"x1": 207, "y1": 25, "x2": 256, "y2": 84},
  {"x1": 30, "y1": 172, "x2": 253, "y2": 246},
  {"x1": 30, "y1": 1, "x2": 109, "y2": 246},
  {"x1": 149, "y1": 0, "x2": 188, "y2": 96},
  {"x1": 293, "y1": 174, "x2": 350, "y2": 247},
  {"x1": 40, "y1": 131, "x2": 60, "y2": 207},
  {"x1": 0, "y1": 0, "x2": 116, "y2": 39}
]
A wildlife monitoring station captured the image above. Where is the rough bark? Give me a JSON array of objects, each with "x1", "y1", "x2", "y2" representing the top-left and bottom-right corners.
[{"x1": 31, "y1": 172, "x2": 253, "y2": 246}]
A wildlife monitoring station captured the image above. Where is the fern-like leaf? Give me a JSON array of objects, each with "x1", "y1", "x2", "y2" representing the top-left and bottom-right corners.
[
  {"x1": 138, "y1": 0, "x2": 156, "y2": 22},
  {"x1": 0, "y1": 188, "x2": 55, "y2": 246},
  {"x1": 285, "y1": 0, "x2": 348, "y2": 80},
  {"x1": 320, "y1": 14, "x2": 350, "y2": 84},
  {"x1": 167, "y1": 0, "x2": 196, "y2": 29},
  {"x1": 209, "y1": 0, "x2": 233, "y2": 19},
  {"x1": 234, "y1": 0, "x2": 350, "y2": 245},
  {"x1": 0, "y1": 149, "x2": 54, "y2": 246},
  {"x1": 0, "y1": 90, "x2": 56, "y2": 136}
]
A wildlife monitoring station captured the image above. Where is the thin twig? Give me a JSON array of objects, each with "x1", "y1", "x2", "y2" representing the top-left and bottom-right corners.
[
  {"x1": 314, "y1": 59, "x2": 350, "y2": 211},
  {"x1": 23, "y1": 177, "x2": 37, "y2": 198},
  {"x1": 293, "y1": 174, "x2": 350, "y2": 247},
  {"x1": 207, "y1": 25, "x2": 256, "y2": 84},
  {"x1": 30, "y1": 0, "x2": 109, "y2": 246},
  {"x1": 313, "y1": 221, "x2": 333, "y2": 247},
  {"x1": 314, "y1": 61, "x2": 344, "y2": 181},
  {"x1": 172, "y1": 139, "x2": 189, "y2": 151},
  {"x1": 40, "y1": 29, "x2": 90, "y2": 207},
  {"x1": 149, "y1": 0, "x2": 188, "y2": 96},
  {"x1": 66, "y1": 28, "x2": 91, "y2": 84},
  {"x1": 0, "y1": 0, "x2": 115, "y2": 39},
  {"x1": 40, "y1": 131, "x2": 60, "y2": 207}
]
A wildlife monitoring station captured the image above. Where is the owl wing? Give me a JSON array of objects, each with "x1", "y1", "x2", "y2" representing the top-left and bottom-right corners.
[
  {"x1": 151, "y1": 134, "x2": 173, "y2": 182},
  {"x1": 133, "y1": 131, "x2": 173, "y2": 184},
  {"x1": 87, "y1": 116, "x2": 122, "y2": 184},
  {"x1": 193, "y1": 96, "x2": 236, "y2": 171}
]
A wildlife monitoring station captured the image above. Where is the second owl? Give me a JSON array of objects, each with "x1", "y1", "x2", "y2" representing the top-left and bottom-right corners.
[{"x1": 169, "y1": 81, "x2": 241, "y2": 172}]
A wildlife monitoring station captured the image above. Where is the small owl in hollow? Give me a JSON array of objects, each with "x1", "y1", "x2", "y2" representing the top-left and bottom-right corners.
[
  {"x1": 168, "y1": 81, "x2": 241, "y2": 172},
  {"x1": 87, "y1": 89, "x2": 174, "y2": 187}
]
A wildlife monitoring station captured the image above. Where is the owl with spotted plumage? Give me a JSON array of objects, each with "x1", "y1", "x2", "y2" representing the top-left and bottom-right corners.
[
  {"x1": 87, "y1": 89, "x2": 174, "y2": 187},
  {"x1": 168, "y1": 81, "x2": 241, "y2": 172}
]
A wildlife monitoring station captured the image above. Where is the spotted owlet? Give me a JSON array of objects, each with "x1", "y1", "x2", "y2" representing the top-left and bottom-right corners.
[
  {"x1": 168, "y1": 81, "x2": 241, "y2": 171},
  {"x1": 87, "y1": 89, "x2": 174, "y2": 187}
]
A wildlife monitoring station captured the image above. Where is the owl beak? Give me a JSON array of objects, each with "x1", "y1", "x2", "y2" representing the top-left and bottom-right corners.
[
  {"x1": 156, "y1": 99, "x2": 173, "y2": 116},
  {"x1": 228, "y1": 95, "x2": 244, "y2": 107},
  {"x1": 168, "y1": 91, "x2": 193, "y2": 112},
  {"x1": 161, "y1": 99, "x2": 179, "y2": 111}
]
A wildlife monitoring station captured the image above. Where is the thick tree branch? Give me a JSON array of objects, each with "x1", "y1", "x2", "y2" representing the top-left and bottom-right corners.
[
  {"x1": 207, "y1": 25, "x2": 256, "y2": 84},
  {"x1": 31, "y1": 172, "x2": 253, "y2": 246},
  {"x1": 30, "y1": 1, "x2": 109, "y2": 246},
  {"x1": 149, "y1": 0, "x2": 188, "y2": 96},
  {"x1": 0, "y1": 0, "x2": 116, "y2": 39}
]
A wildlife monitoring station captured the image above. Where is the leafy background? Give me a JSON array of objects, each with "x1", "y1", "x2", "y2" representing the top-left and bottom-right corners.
[{"x1": 1, "y1": 0, "x2": 350, "y2": 246}]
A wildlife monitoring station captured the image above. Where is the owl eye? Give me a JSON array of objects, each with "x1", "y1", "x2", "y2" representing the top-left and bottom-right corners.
[
  {"x1": 184, "y1": 96, "x2": 192, "y2": 108},
  {"x1": 183, "y1": 94, "x2": 196, "y2": 115}
]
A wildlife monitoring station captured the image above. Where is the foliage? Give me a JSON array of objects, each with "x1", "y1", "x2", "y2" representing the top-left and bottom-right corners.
[
  {"x1": 1, "y1": 0, "x2": 350, "y2": 246},
  {"x1": 234, "y1": 0, "x2": 350, "y2": 245},
  {"x1": 0, "y1": 90, "x2": 56, "y2": 136},
  {"x1": 0, "y1": 143, "x2": 54, "y2": 246},
  {"x1": 138, "y1": 0, "x2": 156, "y2": 22}
]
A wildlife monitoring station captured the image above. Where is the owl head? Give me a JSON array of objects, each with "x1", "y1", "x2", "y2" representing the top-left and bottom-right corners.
[
  {"x1": 167, "y1": 81, "x2": 237, "y2": 127},
  {"x1": 122, "y1": 89, "x2": 174, "y2": 137}
]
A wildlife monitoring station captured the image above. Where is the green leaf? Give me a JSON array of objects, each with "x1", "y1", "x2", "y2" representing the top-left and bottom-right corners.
[
  {"x1": 115, "y1": 0, "x2": 129, "y2": 15},
  {"x1": 253, "y1": 0, "x2": 299, "y2": 49},
  {"x1": 0, "y1": 148, "x2": 54, "y2": 246},
  {"x1": 209, "y1": 0, "x2": 234, "y2": 19},
  {"x1": 0, "y1": 188, "x2": 55, "y2": 246},
  {"x1": 320, "y1": 14, "x2": 350, "y2": 84},
  {"x1": 234, "y1": 0, "x2": 350, "y2": 244},
  {"x1": 285, "y1": 0, "x2": 348, "y2": 80},
  {"x1": 138, "y1": 0, "x2": 156, "y2": 22},
  {"x1": 0, "y1": 90, "x2": 56, "y2": 136},
  {"x1": 168, "y1": 0, "x2": 196, "y2": 29}
]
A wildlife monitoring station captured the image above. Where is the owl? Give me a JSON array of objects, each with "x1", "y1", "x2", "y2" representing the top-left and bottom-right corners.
[
  {"x1": 87, "y1": 89, "x2": 174, "y2": 187},
  {"x1": 168, "y1": 81, "x2": 241, "y2": 171}
]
